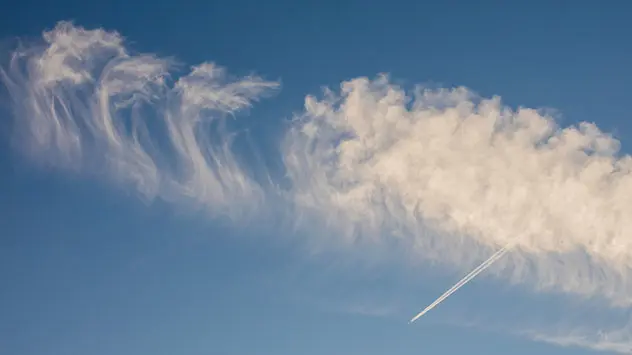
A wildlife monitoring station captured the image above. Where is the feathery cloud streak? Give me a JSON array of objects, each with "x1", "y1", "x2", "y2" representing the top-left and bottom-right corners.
[{"x1": 1, "y1": 21, "x2": 279, "y2": 220}]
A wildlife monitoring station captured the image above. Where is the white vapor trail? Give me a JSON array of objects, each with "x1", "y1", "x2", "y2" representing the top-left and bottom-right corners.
[
  {"x1": 5, "y1": 20, "x2": 632, "y2": 354},
  {"x1": 409, "y1": 246, "x2": 508, "y2": 323}
]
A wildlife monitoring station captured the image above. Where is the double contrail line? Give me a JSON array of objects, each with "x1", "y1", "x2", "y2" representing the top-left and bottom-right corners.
[{"x1": 409, "y1": 246, "x2": 509, "y2": 323}]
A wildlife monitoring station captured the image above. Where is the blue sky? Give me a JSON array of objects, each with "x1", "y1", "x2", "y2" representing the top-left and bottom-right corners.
[{"x1": 2, "y1": 1, "x2": 632, "y2": 355}]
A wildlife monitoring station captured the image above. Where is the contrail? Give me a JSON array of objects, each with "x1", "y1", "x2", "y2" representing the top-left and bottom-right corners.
[{"x1": 409, "y1": 246, "x2": 509, "y2": 323}]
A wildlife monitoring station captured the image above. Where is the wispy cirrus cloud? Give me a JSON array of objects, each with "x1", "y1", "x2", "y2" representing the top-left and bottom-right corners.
[{"x1": 1, "y1": 21, "x2": 279, "y2": 220}]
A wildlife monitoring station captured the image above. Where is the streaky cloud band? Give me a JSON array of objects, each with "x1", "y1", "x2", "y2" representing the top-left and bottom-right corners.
[{"x1": 3, "y1": 21, "x2": 632, "y2": 354}]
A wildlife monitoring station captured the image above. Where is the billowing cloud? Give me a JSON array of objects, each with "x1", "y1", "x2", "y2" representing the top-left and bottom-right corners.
[
  {"x1": 3, "y1": 20, "x2": 632, "y2": 354},
  {"x1": 283, "y1": 76, "x2": 632, "y2": 352},
  {"x1": 284, "y1": 75, "x2": 632, "y2": 304}
]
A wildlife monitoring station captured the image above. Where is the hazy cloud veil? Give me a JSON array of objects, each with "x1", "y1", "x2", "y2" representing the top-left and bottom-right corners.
[{"x1": 3, "y1": 21, "x2": 632, "y2": 353}]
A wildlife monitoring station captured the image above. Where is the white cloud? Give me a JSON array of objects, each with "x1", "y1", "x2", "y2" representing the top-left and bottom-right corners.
[
  {"x1": 528, "y1": 325, "x2": 632, "y2": 354},
  {"x1": 4, "y1": 20, "x2": 632, "y2": 353},
  {"x1": 1, "y1": 21, "x2": 279, "y2": 220},
  {"x1": 282, "y1": 75, "x2": 632, "y2": 352},
  {"x1": 284, "y1": 75, "x2": 632, "y2": 306}
]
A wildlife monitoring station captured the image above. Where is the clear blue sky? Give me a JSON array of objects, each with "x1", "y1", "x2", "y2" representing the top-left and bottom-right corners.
[{"x1": 1, "y1": 1, "x2": 631, "y2": 354}]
